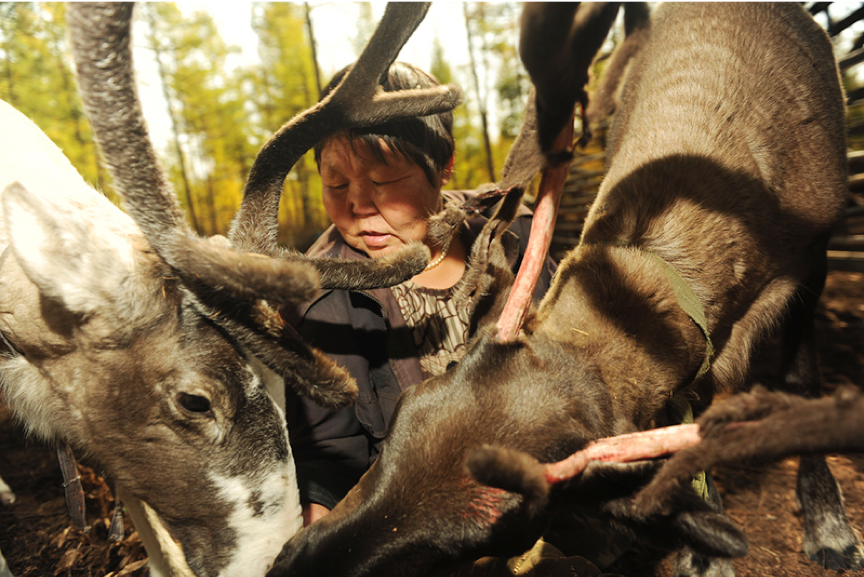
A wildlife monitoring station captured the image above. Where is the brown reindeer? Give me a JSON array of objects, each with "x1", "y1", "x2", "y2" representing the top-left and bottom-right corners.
[
  {"x1": 268, "y1": 3, "x2": 860, "y2": 576},
  {"x1": 0, "y1": 3, "x2": 460, "y2": 576}
]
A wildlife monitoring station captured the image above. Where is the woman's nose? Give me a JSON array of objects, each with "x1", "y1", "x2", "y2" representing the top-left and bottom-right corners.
[{"x1": 348, "y1": 182, "x2": 378, "y2": 216}]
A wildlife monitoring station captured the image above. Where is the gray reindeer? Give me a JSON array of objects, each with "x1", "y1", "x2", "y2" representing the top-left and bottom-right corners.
[
  {"x1": 268, "y1": 3, "x2": 860, "y2": 577},
  {"x1": 0, "y1": 3, "x2": 460, "y2": 576}
]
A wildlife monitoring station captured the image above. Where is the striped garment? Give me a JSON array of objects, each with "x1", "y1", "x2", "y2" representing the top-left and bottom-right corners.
[{"x1": 391, "y1": 280, "x2": 471, "y2": 378}]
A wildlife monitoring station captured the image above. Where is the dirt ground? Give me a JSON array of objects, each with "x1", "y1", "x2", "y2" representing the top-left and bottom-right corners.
[{"x1": 0, "y1": 270, "x2": 863, "y2": 577}]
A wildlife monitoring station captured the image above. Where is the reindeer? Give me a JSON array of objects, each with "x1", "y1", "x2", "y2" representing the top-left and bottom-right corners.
[
  {"x1": 0, "y1": 3, "x2": 460, "y2": 576},
  {"x1": 268, "y1": 3, "x2": 861, "y2": 576}
]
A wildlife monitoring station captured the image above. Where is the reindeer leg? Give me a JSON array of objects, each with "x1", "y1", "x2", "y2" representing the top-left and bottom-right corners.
[{"x1": 781, "y1": 261, "x2": 864, "y2": 570}]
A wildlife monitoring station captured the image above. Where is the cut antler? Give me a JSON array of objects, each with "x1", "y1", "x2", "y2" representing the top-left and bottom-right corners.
[
  {"x1": 544, "y1": 423, "x2": 702, "y2": 484},
  {"x1": 494, "y1": 118, "x2": 573, "y2": 341},
  {"x1": 464, "y1": 384, "x2": 864, "y2": 556},
  {"x1": 443, "y1": 6, "x2": 623, "y2": 337},
  {"x1": 629, "y1": 386, "x2": 864, "y2": 517},
  {"x1": 484, "y1": 4, "x2": 622, "y2": 342}
]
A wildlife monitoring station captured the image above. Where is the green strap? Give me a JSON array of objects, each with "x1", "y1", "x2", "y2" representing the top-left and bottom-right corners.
[
  {"x1": 600, "y1": 239, "x2": 713, "y2": 380},
  {"x1": 654, "y1": 254, "x2": 712, "y2": 502},
  {"x1": 642, "y1": 250, "x2": 714, "y2": 381},
  {"x1": 666, "y1": 394, "x2": 710, "y2": 502},
  {"x1": 604, "y1": 241, "x2": 714, "y2": 503}
]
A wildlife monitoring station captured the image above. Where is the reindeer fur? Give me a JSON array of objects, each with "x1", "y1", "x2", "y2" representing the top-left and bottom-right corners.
[{"x1": 269, "y1": 4, "x2": 858, "y2": 576}]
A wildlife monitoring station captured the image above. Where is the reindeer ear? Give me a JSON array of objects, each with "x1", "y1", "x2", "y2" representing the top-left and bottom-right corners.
[
  {"x1": 2, "y1": 181, "x2": 152, "y2": 319},
  {"x1": 466, "y1": 444, "x2": 550, "y2": 517},
  {"x1": 456, "y1": 186, "x2": 535, "y2": 339},
  {"x1": 596, "y1": 472, "x2": 749, "y2": 560},
  {"x1": 670, "y1": 508, "x2": 749, "y2": 558}
]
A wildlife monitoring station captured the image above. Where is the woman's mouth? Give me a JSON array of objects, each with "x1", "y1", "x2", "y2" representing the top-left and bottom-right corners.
[{"x1": 359, "y1": 231, "x2": 393, "y2": 248}]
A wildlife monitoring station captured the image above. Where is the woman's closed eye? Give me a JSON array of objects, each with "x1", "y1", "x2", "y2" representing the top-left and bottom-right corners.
[{"x1": 372, "y1": 175, "x2": 409, "y2": 187}]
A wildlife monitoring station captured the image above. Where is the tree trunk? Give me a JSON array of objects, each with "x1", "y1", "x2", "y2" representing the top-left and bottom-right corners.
[
  {"x1": 464, "y1": 3, "x2": 496, "y2": 183},
  {"x1": 304, "y1": 3, "x2": 323, "y2": 99},
  {"x1": 143, "y1": 5, "x2": 201, "y2": 234},
  {"x1": 206, "y1": 174, "x2": 218, "y2": 235}
]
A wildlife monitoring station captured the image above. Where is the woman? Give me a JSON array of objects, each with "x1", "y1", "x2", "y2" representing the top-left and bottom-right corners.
[{"x1": 287, "y1": 61, "x2": 556, "y2": 525}]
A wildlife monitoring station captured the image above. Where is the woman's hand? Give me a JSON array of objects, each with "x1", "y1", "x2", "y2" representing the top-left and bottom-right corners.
[{"x1": 303, "y1": 502, "x2": 331, "y2": 526}]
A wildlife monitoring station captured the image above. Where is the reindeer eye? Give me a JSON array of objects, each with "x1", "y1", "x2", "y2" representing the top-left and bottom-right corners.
[{"x1": 177, "y1": 392, "x2": 212, "y2": 416}]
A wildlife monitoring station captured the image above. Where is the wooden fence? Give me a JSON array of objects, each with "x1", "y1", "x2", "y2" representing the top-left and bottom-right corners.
[{"x1": 548, "y1": 2, "x2": 864, "y2": 272}]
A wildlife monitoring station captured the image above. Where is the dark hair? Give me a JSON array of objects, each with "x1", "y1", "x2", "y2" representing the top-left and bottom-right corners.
[{"x1": 313, "y1": 61, "x2": 455, "y2": 187}]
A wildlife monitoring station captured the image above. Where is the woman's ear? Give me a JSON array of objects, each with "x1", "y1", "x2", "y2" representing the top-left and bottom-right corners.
[{"x1": 440, "y1": 155, "x2": 454, "y2": 186}]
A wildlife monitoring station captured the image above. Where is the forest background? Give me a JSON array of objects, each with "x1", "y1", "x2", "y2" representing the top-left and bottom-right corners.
[
  {"x1": 0, "y1": 1, "x2": 541, "y2": 250},
  {"x1": 3, "y1": 2, "x2": 864, "y2": 251}
]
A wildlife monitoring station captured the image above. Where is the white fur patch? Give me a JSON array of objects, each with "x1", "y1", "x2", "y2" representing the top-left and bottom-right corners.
[
  {"x1": 3, "y1": 184, "x2": 140, "y2": 316},
  {"x1": 210, "y1": 359, "x2": 300, "y2": 575},
  {"x1": 246, "y1": 353, "x2": 286, "y2": 413},
  {"x1": 0, "y1": 355, "x2": 69, "y2": 441},
  {"x1": 209, "y1": 461, "x2": 303, "y2": 576},
  {"x1": 198, "y1": 353, "x2": 300, "y2": 575}
]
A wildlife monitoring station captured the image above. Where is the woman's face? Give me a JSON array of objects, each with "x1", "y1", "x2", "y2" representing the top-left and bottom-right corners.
[{"x1": 319, "y1": 136, "x2": 449, "y2": 258}]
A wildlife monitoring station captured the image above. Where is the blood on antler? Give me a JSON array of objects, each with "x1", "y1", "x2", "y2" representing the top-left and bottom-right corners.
[{"x1": 536, "y1": 386, "x2": 864, "y2": 518}]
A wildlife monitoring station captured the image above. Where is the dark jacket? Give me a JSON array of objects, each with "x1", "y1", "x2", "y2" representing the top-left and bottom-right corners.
[{"x1": 286, "y1": 191, "x2": 557, "y2": 509}]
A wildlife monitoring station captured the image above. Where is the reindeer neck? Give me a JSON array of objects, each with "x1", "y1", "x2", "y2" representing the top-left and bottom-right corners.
[
  {"x1": 534, "y1": 242, "x2": 710, "y2": 430},
  {"x1": 580, "y1": 154, "x2": 787, "y2": 338}
]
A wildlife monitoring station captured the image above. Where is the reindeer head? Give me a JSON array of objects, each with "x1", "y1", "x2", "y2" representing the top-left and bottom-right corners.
[
  {"x1": 0, "y1": 2, "x2": 461, "y2": 575},
  {"x1": 268, "y1": 325, "x2": 746, "y2": 577},
  {"x1": 0, "y1": 124, "x2": 302, "y2": 576}
]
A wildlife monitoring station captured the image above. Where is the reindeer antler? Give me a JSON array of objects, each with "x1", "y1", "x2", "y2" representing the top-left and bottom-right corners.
[
  {"x1": 455, "y1": 4, "x2": 623, "y2": 343},
  {"x1": 229, "y1": 2, "x2": 463, "y2": 288},
  {"x1": 67, "y1": 2, "x2": 463, "y2": 406},
  {"x1": 69, "y1": 3, "x2": 463, "y2": 302},
  {"x1": 67, "y1": 3, "x2": 319, "y2": 307},
  {"x1": 509, "y1": 386, "x2": 864, "y2": 518},
  {"x1": 628, "y1": 386, "x2": 864, "y2": 517}
]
